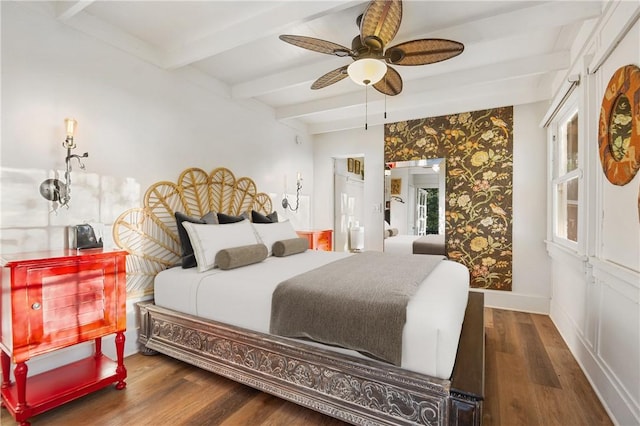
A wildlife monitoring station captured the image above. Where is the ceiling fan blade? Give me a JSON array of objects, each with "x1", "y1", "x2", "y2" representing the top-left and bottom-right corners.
[
  {"x1": 360, "y1": 0, "x2": 402, "y2": 51},
  {"x1": 311, "y1": 65, "x2": 349, "y2": 90},
  {"x1": 386, "y1": 39, "x2": 464, "y2": 66},
  {"x1": 279, "y1": 35, "x2": 352, "y2": 57},
  {"x1": 373, "y1": 65, "x2": 402, "y2": 96}
]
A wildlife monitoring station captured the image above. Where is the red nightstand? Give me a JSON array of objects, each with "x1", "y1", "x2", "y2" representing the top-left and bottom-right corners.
[
  {"x1": 296, "y1": 230, "x2": 333, "y2": 251},
  {"x1": 0, "y1": 249, "x2": 127, "y2": 426}
]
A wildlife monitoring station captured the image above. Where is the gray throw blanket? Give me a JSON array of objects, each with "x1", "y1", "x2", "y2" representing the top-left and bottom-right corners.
[
  {"x1": 270, "y1": 252, "x2": 444, "y2": 365},
  {"x1": 412, "y1": 235, "x2": 446, "y2": 255}
]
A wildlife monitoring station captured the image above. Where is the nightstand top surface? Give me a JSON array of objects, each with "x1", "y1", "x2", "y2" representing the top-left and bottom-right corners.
[{"x1": 1, "y1": 248, "x2": 127, "y2": 266}]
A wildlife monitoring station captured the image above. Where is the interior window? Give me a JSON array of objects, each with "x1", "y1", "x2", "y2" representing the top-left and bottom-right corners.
[{"x1": 553, "y1": 109, "x2": 579, "y2": 245}]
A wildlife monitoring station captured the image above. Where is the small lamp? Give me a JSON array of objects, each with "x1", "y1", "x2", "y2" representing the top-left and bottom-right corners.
[
  {"x1": 64, "y1": 118, "x2": 77, "y2": 148},
  {"x1": 39, "y1": 118, "x2": 89, "y2": 211}
]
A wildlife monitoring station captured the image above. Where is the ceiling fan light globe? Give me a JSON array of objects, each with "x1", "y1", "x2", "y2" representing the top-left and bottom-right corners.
[{"x1": 347, "y1": 58, "x2": 387, "y2": 86}]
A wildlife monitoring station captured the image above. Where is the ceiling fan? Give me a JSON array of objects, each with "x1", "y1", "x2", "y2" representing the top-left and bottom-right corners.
[{"x1": 279, "y1": 0, "x2": 464, "y2": 96}]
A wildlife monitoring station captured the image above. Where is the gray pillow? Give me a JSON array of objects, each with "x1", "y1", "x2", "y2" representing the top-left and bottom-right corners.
[
  {"x1": 200, "y1": 211, "x2": 219, "y2": 224},
  {"x1": 215, "y1": 243, "x2": 268, "y2": 270},
  {"x1": 217, "y1": 212, "x2": 249, "y2": 224},
  {"x1": 251, "y1": 210, "x2": 278, "y2": 223},
  {"x1": 272, "y1": 238, "x2": 309, "y2": 257}
]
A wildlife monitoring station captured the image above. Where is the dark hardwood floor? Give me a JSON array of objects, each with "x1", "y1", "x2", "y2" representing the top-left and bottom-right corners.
[{"x1": 2, "y1": 308, "x2": 612, "y2": 425}]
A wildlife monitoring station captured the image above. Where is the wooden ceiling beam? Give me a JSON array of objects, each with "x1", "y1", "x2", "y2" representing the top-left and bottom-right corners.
[
  {"x1": 275, "y1": 51, "x2": 568, "y2": 121},
  {"x1": 162, "y1": 1, "x2": 362, "y2": 69}
]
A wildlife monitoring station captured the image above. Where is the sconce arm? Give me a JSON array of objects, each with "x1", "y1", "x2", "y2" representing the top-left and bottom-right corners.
[{"x1": 282, "y1": 179, "x2": 303, "y2": 212}]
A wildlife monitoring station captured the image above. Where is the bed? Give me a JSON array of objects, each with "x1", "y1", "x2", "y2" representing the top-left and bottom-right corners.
[
  {"x1": 114, "y1": 167, "x2": 484, "y2": 426},
  {"x1": 384, "y1": 233, "x2": 446, "y2": 256}
]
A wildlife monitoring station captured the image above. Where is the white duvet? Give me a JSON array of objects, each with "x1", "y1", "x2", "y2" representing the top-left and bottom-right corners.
[{"x1": 154, "y1": 250, "x2": 469, "y2": 379}]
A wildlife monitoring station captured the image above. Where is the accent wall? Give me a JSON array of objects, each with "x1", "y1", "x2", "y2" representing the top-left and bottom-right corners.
[{"x1": 385, "y1": 107, "x2": 514, "y2": 291}]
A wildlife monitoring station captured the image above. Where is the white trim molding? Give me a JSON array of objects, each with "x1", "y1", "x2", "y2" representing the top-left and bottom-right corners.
[
  {"x1": 540, "y1": 74, "x2": 581, "y2": 127},
  {"x1": 588, "y1": 1, "x2": 640, "y2": 75}
]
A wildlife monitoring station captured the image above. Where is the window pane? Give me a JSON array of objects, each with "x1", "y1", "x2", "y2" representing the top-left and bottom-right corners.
[
  {"x1": 425, "y1": 188, "x2": 439, "y2": 234},
  {"x1": 559, "y1": 111, "x2": 579, "y2": 175},
  {"x1": 555, "y1": 177, "x2": 578, "y2": 242}
]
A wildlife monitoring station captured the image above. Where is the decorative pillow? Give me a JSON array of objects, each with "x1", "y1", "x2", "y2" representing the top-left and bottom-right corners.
[
  {"x1": 182, "y1": 220, "x2": 259, "y2": 272},
  {"x1": 200, "y1": 211, "x2": 219, "y2": 224},
  {"x1": 272, "y1": 238, "x2": 309, "y2": 257},
  {"x1": 251, "y1": 210, "x2": 278, "y2": 223},
  {"x1": 252, "y1": 220, "x2": 299, "y2": 256},
  {"x1": 175, "y1": 212, "x2": 218, "y2": 269},
  {"x1": 215, "y1": 243, "x2": 268, "y2": 270},
  {"x1": 217, "y1": 212, "x2": 249, "y2": 224}
]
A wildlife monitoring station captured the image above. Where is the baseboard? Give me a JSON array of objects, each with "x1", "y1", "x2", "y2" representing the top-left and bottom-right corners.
[
  {"x1": 551, "y1": 302, "x2": 639, "y2": 426},
  {"x1": 475, "y1": 289, "x2": 550, "y2": 314}
]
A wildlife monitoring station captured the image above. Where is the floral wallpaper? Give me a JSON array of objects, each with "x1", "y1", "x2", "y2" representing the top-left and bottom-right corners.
[{"x1": 385, "y1": 107, "x2": 513, "y2": 290}]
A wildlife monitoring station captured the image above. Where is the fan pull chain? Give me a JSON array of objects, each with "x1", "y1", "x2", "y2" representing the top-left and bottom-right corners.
[
  {"x1": 384, "y1": 94, "x2": 387, "y2": 120},
  {"x1": 365, "y1": 85, "x2": 369, "y2": 130},
  {"x1": 384, "y1": 75, "x2": 387, "y2": 120}
]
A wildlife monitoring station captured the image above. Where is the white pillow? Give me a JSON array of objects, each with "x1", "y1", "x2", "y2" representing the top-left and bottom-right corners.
[
  {"x1": 251, "y1": 220, "x2": 299, "y2": 256},
  {"x1": 182, "y1": 220, "x2": 259, "y2": 272}
]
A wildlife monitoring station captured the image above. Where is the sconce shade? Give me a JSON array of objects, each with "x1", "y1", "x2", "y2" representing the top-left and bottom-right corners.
[
  {"x1": 65, "y1": 118, "x2": 77, "y2": 138},
  {"x1": 347, "y1": 58, "x2": 387, "y2": 86}
]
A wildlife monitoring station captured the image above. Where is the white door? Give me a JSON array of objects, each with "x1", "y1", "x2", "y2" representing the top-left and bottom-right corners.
[{"x1": 334, "y1": 164, "x2": 365, "y2": 252}]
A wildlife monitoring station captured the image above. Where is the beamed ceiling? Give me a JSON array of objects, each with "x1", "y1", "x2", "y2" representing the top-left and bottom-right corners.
[{"x1": 32, "y1": 1, "x2": 603, "y2": 134}]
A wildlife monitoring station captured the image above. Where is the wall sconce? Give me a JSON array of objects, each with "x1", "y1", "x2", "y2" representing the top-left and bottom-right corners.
[
  {"x1": 282, "y1": 173, "x2": 302, "y2": 212},
  {"x1": 39, "y1": 118, "x2": 89, "y2": 211}
]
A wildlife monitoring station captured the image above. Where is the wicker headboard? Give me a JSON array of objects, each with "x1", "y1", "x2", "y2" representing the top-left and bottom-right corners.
[{"x1": 113, "y1": 167, "x2": 272, "y2": 297}]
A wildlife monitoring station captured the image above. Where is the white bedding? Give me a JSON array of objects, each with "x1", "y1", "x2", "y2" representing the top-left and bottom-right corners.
[{"x1": 154, "y1": 250, "x2": 469, "y2": 379}]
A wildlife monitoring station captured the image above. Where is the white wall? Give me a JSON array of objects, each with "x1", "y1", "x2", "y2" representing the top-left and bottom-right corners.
[
  {"x1": 313, "y1": 126, "x2": 385, "y2": 252},
  {"x1": 488, "y1": 101, "x2": 551, "y2": 313},
  {"x1": 0, "y1": 2, "x2": 314, "y2": 374},
  {"x1": 1, "y1": 2, "x2": 314, "y2": 255},
  {"x1": 544, "y1": 3, "x2": 640, "y2": 425}
]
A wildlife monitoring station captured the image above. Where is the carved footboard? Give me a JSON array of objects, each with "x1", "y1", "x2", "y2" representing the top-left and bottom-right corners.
[{"x1": 138, "y1": 298, "x2": 484, "y2": 426}]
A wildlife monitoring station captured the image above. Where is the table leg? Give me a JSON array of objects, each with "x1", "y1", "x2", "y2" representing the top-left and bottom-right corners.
[
  {"x1": 94, "y1": 337, "x2": 103, "y2": 359},
  {"x1": 1, "y1": 350, "x2": 10, "y2": 389},
  {"x1": 114, "y1": 332, "x2": 127, "y2": 390},
  {"x1": 14, "y1": 362, "x2": 28, "y2": 416},
  {"x1": 1, "y1": 350, "x2": 9, "y2": 408}
]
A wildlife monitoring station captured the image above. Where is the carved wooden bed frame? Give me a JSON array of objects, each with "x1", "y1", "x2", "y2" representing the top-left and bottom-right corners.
[{"x1": 114, "y1": 167, "x2": 485, "y2": 426}]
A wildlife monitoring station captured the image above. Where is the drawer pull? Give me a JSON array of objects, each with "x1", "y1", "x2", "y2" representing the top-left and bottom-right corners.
[{"x1": 32, "y1": 302, "x2": 42, "y2": 310}]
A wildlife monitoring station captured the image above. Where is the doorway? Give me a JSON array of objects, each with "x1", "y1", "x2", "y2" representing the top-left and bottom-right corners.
[{"x1": 333, "y1": 156, "x2": 365, "y2": 252}]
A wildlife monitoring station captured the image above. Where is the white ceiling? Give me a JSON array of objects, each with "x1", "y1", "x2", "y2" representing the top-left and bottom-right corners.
[{"x1": 44, "y1": 1, "x2": 603, "y2": 134}]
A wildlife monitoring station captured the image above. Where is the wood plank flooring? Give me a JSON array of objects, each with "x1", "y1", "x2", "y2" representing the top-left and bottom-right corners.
[{"x1": 1, "y1": 308, "x2": 612, "y2": 425}]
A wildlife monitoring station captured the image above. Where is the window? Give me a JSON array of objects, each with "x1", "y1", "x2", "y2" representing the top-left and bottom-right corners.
[
  {"x1": 414, "y1": 187, "x2": 439, "y2": 235},
  {"x1": 425, "y1": 188, "x2": 439, "y2": 234},
  {"x1": 552, "y1": 108, "x2": 579, "y2": 245}
]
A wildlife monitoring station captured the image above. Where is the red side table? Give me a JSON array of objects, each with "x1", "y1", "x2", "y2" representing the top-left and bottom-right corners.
[
  {"x1": 0, "y1": 249, "x2": 127, "y2": 426},
  {"x1": 296, "y1": 230, "x2": 333, "y2": 251}
]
